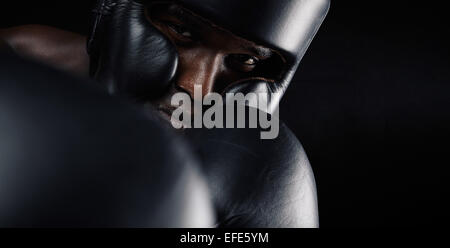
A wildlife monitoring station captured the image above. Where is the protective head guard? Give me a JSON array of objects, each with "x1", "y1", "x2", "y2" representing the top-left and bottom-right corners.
[
  {"x1": 88, "y1": 0, "x2": 330, "y2": 110},
  {"x1": 178, "y1": 0, "x2": 330, "y2": 112}
]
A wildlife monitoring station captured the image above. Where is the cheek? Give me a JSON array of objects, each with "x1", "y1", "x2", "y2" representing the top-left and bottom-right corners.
[{"x1": 177, "y1": 47, "x2": 200, "y2": 61}]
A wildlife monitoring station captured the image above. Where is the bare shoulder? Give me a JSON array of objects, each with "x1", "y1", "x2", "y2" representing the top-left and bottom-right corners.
[{"x1": 0, "y1": 25, "x2": 89, "y2": 76}]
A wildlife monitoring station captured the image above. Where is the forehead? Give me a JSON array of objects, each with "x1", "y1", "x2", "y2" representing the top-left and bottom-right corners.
[{"x1": 152, "y1": 3, "x2": 274, "y2": 58}]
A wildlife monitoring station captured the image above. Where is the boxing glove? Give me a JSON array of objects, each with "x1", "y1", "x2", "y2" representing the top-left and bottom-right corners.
[
  {"x1": 88, "y1": 0, "x2": 178, "y2": 100},
  {"x1": 0, "y1": 52, "x2": 214, "y2": 227}
]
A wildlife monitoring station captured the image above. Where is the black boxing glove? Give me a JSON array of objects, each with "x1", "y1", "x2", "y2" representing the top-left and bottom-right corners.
[
  {"x1": 88, "y1": 0, "x2": 178, "y2": 100},
  {"x1": 0, "y1": 52, "x2": 214, "y2": 227},
  {"x1": 185, "y1": 106, "x2": 319, "y2": 228}
]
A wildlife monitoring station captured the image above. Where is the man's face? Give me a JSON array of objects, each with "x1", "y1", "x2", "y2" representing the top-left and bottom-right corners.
[{"x1": 145, "y1": 4, "x2": 283, "y2": 120}]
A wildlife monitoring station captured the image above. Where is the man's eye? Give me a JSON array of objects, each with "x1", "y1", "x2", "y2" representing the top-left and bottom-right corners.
[
  {"x1": 227, "y1": 54, "x2": 260, "y2": 72},
  {"x1": 234, "y1": 54, "x2": 259, "y2": 66},
  {"x1": 243, "y1": 57, "x2": 258, "y2": 65}
]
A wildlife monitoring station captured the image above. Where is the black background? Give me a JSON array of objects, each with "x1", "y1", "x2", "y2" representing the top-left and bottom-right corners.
[{"x1": 1, "y1": 1, "x2": 449, "y2": 227}]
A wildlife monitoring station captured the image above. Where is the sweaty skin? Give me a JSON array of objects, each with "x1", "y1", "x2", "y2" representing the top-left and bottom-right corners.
[{"x1": 0, "y1": 25, "x2": 89, "y2": 76}]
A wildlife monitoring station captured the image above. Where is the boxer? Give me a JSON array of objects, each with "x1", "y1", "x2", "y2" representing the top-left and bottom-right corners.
[{"x1": 0, "y1": 0, "x2": 330, "y2": 227}]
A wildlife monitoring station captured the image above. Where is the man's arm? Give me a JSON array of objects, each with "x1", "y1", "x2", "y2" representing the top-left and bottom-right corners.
[{"x1": 0, "y1": 25, "x2": 89, "y2": 76}]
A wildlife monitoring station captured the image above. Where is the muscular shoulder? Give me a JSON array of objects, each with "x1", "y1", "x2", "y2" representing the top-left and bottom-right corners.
[
  {"x1": 187, "y1": 121, "x2": 319, "y2": 227},
  {"x1": 0, "y1": 25, "x2": 89, "y2": 76}
]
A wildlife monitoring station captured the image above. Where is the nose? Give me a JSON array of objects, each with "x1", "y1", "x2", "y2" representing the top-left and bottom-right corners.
[{"x1": 174, "y1": 48, "x2": 223, "y2": 99}]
